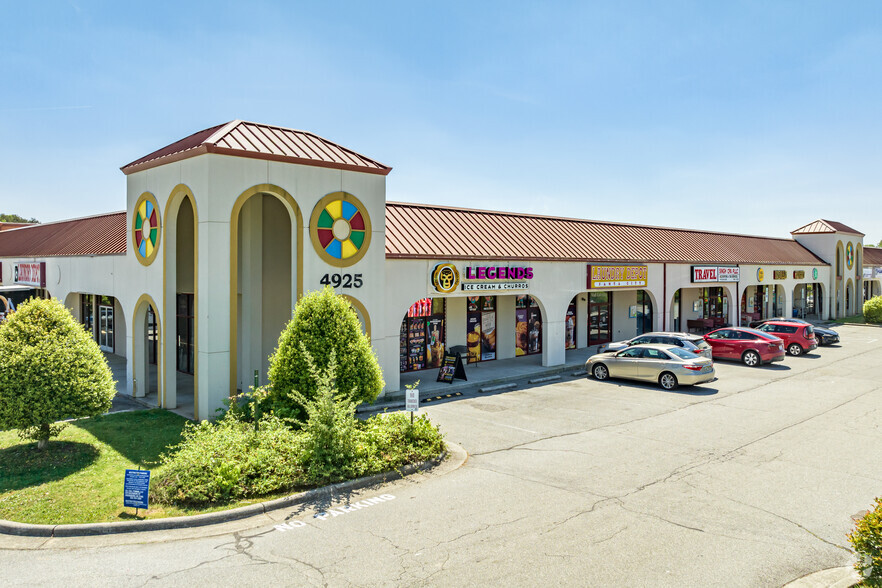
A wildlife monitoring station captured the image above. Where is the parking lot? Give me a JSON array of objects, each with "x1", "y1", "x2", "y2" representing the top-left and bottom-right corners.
[{"x1": 3, "y1": 325, "x2": 881, "y2": 587}]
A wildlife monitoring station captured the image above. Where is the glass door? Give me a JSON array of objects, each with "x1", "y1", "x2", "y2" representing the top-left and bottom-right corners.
[
  {"x1": 98, "y1": 305, "x2": 114, "y2": 352},
  {"x1": 588, "y1": 292, "x2": 612, "y2": 346}
]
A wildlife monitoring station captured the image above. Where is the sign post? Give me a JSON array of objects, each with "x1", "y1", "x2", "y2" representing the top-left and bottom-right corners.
[
  {"x1": 405, "y1": 380, "x2": 419, "y2": 425},
  {"x1": 124, "y1": 468, "x2": 151, "y2": 516}
]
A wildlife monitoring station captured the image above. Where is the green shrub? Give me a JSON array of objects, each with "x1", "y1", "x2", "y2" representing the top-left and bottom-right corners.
[
  {"x1": 266, "y1": 286, "x2": 383, "y2": 422},
  {"x1": 153, "y1": 415, "x2": 302, "y2": 505},
  {"x1": 864, "y1": 296, "x2": 882, "y2": 324},
  {"x1": 361, "y1": 412, "x2": 446, "y2": 471},
  {"x1": 290, "y1": 353, "x2": 367, "y2": 485},
  {"x1": 0, "y1": 298, "x2": 116, "y2": 449},
  {"x1": 849, "y1": 496, "x2": 882, "y2": 585}
]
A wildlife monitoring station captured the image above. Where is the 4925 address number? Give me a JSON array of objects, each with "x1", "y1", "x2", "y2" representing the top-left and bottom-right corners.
[{"x1": 320, "y1": 273, "x2": 363, "y2": 288}]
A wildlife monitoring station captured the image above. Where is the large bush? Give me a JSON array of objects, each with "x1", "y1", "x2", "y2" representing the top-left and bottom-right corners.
[
  {"x1": 153, "y1": 414, "x2": 303, "y2": 505},
  {"x1": 0, "y1": 298, "x2": 116, "y2": 449},
  {"x1": 849, "y1": 496, "x2": 882, "y2": 585},
  {"x1": 266, "y1": 286, "x2": 383, "y2": 421},
  {"x1": 864, "y1": 296, "x2": 882, "y2": 324}
]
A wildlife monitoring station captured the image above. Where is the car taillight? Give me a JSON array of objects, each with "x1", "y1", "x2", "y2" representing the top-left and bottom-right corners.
[{"x1": 684, "y1": 365, "x2": 703, "y2": 371}]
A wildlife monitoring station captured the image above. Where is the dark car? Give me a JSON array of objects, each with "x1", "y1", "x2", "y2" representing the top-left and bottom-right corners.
[
  {"x1": 704, "y1": 327, "x2": 785, "y2": 366},
  {"x1": 749, "y1": 317, "x2": 840, "y2": 345},
  {"x1": 755, "y1": 321, "x2": 817, "y2": 356}
]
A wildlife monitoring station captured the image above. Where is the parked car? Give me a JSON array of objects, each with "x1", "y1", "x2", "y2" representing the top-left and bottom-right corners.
[
  {"x1": 598, "y1": 332, "x2": 713, "y2": 358},
  {"x1": 749, "y1": 317, "x2": 840, "y2": 346},
  {"x1": 586, "y1": 344, "x2": 716, "y2": 390},
  {"x1": 703, "y1": 327, "x2": 785, "y2": 366},
  {"x1": 755, "y1": 321, "x2": 817, "y2": 356}
]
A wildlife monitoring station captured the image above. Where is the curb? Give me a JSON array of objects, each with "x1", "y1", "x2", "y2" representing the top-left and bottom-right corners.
[
  {"x1": 0, "y1": 442, "x2": 467, "y2": 538},
  {"x1": 782, "y1": 566, "x2": 861, "y2": 588}
]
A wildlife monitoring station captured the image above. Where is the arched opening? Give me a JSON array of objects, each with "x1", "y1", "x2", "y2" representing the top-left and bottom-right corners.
[
  {"x1": 133, "y1": 295, "x2": 160, "y2": 405},
  {"x1": 342, "y1": 294, "x2": 370, "y2": 340},
  {"x1": 163, "y1": 186, "x2": 197, "y2": 418},
  {"x1": 400, "y1": 297, "x2": 448, "y2": 371},
  {"x1": 231, "y1": 186, "x2": 299, "y2": 394}
]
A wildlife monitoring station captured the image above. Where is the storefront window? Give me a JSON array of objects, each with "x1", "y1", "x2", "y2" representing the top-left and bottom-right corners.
[
  {"x1": 177, "y1": 293, "x2": 195, "y2": 374},
  {"x1": 700, "y1": 287, "x2": 728, "y2": 320},
  {"x1": 467, "y1": 296, "x2": 496, "y2": 363},
  {"x1": 635, "y1": 291, "x2": 653, "y2": 335},
  {"x1": 565, "y1": 297, "x2": 577, "y2": 350},
  {"x1": 516, "y1": 295, "x2": 542, "y2": 356},
  {"x1": 81, "y1": 295, "x2": 94, "y2": 336},
  {"x1": 399, "y1": 298, "x2": 446, "y2": 372}
]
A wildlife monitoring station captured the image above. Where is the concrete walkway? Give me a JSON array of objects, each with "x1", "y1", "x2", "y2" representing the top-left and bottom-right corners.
[{"x1": 104, "y1": 352, "x2": 195, "y2": 420}]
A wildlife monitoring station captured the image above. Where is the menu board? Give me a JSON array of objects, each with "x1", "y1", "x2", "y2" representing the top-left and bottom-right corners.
[
  {"x1": 399, "y1": 321, "x2": 408, "y2": 371},
  {"x1": 426, "y1": 317, "x2": 445, "y2": 368},
  {"x1": 407, "y1": 317, "x2": 426, "y2": 371},
  {"x1": 481, "y1": 312, "x2": 496, "y2": 361},
  {"x1": 467, "y1": 314, "x2": 481, "y2": 363},
  {"x1": 437, "y1": 352, "x2": 467, "y2": 383}
]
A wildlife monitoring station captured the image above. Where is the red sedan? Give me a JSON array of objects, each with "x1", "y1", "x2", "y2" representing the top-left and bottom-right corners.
[{"x1": 704, "y1": 327, "x2": 786, "y2": 366}]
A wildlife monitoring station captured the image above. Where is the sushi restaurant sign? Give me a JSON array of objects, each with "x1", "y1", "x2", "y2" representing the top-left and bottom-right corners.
[{"x1": 588, "y1": 265, "x2": 648, "y2": 289}]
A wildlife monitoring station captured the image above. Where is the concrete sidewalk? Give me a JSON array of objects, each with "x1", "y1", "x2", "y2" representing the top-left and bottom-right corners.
[{"x1": 361, "y1": 345, "x2": 603, "y2": 412}]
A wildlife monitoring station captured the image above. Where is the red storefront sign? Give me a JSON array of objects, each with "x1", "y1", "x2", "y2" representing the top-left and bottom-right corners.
[
  {"x1": 14, "y1": 262, "x2": 46, "y2": 287},
  {"x1": 691, "y1": 266, "x2": 740, "y2": 283}
]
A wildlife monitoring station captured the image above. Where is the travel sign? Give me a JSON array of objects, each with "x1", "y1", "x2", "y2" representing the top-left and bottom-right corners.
[{"x1": 691, "y1": 266, "x2": 740, "y2": 283}]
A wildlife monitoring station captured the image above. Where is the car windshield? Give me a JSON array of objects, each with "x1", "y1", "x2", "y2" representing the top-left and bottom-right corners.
[{"x1": 668, "y1": 347, "x2": 698, "y2": 360}]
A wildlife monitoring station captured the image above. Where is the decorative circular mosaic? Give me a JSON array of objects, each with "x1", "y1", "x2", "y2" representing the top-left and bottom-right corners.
[
  {"x1": 132, "y1": 192, "x2": 161, "y2": 266},
  {"x1": 845, "y1": 242, "x2": 854, "y2": 269},
  {"x1": 310, "y1": 192, "x2": 371, "y2": 267}
]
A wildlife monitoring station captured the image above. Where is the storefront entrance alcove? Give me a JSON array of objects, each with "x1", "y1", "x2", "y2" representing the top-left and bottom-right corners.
[
  {"x1": 792, "y1": 282, "x2": 824, "y2": 319},
  {"x1": 163, "y1": 188, "x2": 196, "y2": 419},
  {"x1": 672, "y1": 286, "x2": 733, "y2": 333},
  {"x1": 133, "y1": 297, "x2": 160, "y2": 406},
  {"x1": 232, "y1": 188, "x2": 298, "y2": 393}
]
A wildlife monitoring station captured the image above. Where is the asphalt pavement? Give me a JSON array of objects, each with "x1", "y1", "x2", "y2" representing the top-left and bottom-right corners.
[{"x1": 2, "y1": 323, "x2": 880, "y2": 587}]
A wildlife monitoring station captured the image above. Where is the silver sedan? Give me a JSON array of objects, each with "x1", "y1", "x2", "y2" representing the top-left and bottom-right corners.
[{"x1": 586, "y1": 344, "x2": 715, "y2": 390}]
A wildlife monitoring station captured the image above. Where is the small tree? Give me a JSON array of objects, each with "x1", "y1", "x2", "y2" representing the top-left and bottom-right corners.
[
  {"x1": 865, "y1": 296, "x2": 882, "y2": 324},
  {"x1": 0, "y1": 298, "x2": 116, "y2": 449},
  {"x1": 266, "y1": 287, "x2": 383, "y2": 422}
]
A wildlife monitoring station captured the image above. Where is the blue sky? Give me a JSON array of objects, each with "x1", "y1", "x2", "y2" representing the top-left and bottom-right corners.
[{"x1": 1, "y1": 1, "x2": 880, "y2": 243}]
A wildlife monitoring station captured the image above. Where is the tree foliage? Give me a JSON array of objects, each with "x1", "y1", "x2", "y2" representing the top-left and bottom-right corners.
[
  {"x1": 0, "y1": 298, "x2": 116, "y2": 448},
  {"x1": 266, "y1": 287, "x2": 383, "y2": 421},
  {"x1": 864, "y1": 296, "x2": 882, "y2": 324},
  {"x1": 0, "y1": 213, "x2": 39, "y2": 223}
]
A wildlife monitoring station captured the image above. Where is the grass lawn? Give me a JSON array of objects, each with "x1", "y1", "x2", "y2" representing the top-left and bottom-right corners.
[
  {"x1": 0, "y1": 410, "x2": 295, "y2": 525},
  {"x1": 834, "y1": 314, "x2": 870, "y2": 324}
]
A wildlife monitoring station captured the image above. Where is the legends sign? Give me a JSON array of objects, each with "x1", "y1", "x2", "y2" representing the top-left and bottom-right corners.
[{"x1": 460, "y1": 265, "x2": 533, "y2": 292}]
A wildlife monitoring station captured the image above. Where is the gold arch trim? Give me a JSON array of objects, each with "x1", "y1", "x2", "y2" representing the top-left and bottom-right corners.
[
  {"x1": 163, "y1": 184, "x2": 199, "y2": 419},
  {"x1": 132, "y1": 293, "x2": 162, "y2": 404},
  {"x1": 342, "y1": 294, "x2": 371, "y2": 342},
  {"x1": 229, "y1": 184, "x2": 304, "y2": 398}
]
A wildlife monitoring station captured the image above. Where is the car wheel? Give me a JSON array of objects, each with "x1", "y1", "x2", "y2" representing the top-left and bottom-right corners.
[
  {"x1": 742, "y1": 350, "x2": 761, "y2": 367},
  {"x1": 788, "y1": 343, "x2": 803, "y2": 356},
  {"x1": 592, "y1": 363, "x2": 609, "y2": 381},
  {"x1": 659, "y1": 372, "x2": 678, "y2": 390}
]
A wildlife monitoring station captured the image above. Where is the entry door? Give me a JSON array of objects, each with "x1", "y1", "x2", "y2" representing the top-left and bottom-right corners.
[
  {"x1": 98, "y1": 305, "x2": 114, "y2": 352},
  {"x1": 588, "y1": 292, "x2": 612, "y2": 346}
]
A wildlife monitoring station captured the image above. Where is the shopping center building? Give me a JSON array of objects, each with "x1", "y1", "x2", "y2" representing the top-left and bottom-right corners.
[{"x1": 0, "y1": 121, "x2": 872, "y2": 419}]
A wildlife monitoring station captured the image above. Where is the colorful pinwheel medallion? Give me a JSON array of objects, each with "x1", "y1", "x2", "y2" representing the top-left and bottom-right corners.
[
  {"x1": 310, "y1": 192, "x2": 371, "y2": 266},
  {"x1": 133, "y1": 192, "x2": 161, "y2": 265}
]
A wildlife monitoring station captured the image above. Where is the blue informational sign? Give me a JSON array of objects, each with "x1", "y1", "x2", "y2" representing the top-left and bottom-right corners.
[{"x1": 124, "y1": 469, "x2": 151, "y2": 509}]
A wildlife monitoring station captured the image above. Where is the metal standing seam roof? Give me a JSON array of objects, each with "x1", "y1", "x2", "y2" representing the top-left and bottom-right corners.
[
  {"x1": 121, "y1": 120, "x2": 392, "y2": 176},
  {"x1": 791, "y1": 219, "x2": 865, "y2": 236},
  {"x1": 385, "y1": 202, "x2": 828, "y2": 265},
  {"x1": 864, "y1": 247, "x2": 882, "y2": 266},
  {"x1": 0, "y1": 212, "x2": 126, "y2": 258}
]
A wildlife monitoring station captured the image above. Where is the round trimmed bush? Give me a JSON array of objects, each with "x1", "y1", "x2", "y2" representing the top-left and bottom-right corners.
[
  {"x1": 864, "y1": 296, "x2": 882, "y2": 324},
  {"x1": 849, "y1": 496, "x2": 882, "y2": 584},
  {"x1": 0, "y1": 298, "x2": 116, "y2": 448},
  {"x1": 266, "y1": 287, "x2": 383, "y2": 421}
]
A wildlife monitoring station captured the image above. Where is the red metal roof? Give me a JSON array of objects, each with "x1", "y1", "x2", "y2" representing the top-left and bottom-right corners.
[
  {"x1": 0, "y1": 212, "x2": 126, "y2": 258},
  {"x1": 0, "y1": 222, "x2": 34, "y2": 232},
  {"x1": 791, "y1": 219, "x2": 864, "y2": 236},
  {"x1": 864, "y1": 246, "x2": 882, "y2": 266},
  {"x1": 385, "y1": 202, "x2": 827, "y2": 265},
  {"x1": 121, "y1": 120, "x2": 392, "y2": 176}
]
